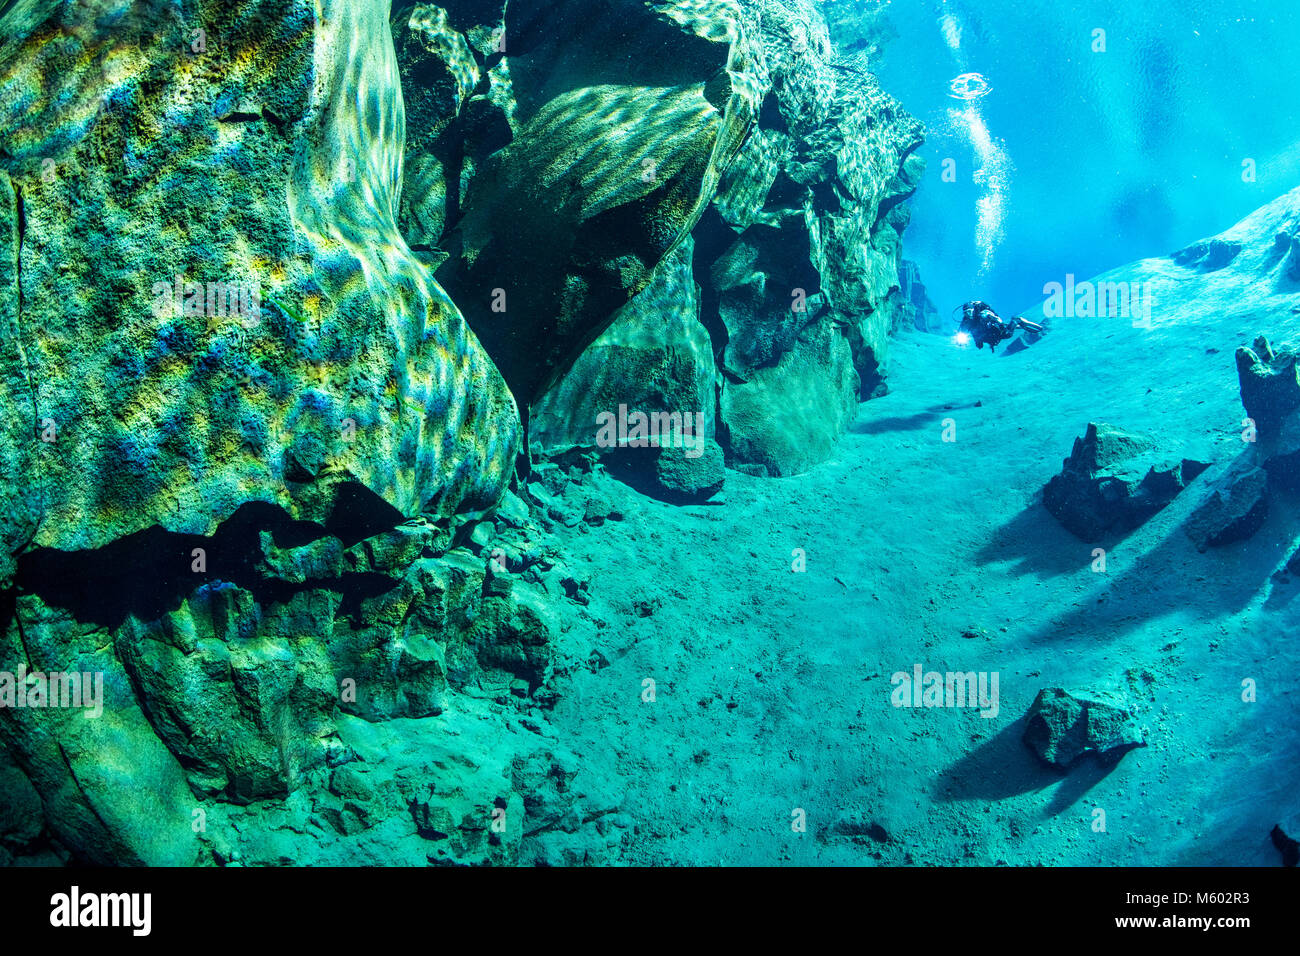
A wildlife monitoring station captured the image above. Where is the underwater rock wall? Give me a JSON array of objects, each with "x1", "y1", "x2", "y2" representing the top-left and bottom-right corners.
[
  {"x1": 1, "y1": 0, "x2": 520, "y2": 556},
  {"x1": 0, "y1": 0, "x2": 544, "y2": 867},
  {"x1": 529, "y1": 0, "x2": 925, "y2": 481},
  {"x1": 416, "y1": 0, "x2": 760, "y2": 406},
  {"x1": 0, "y1": 0, "x2": 923, "y2": 866}
]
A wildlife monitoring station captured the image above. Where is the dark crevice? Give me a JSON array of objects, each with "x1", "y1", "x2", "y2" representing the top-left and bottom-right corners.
[
  {"x1": 897, "y1": 138, "x2": 921, "y2": 169},
  {"x1": 809, "y1": 177, "x2": 844, "y2": 215},
  {"x1": 758, "y1": 90, "x2": 788, "y2": 135},
  {"x1": 217, "y1": 111, "x2": 265, "y2": 124},
  {"x1": 689, "y1": 205, "x2": 736, "y2": 368},
  {"x1": 437, "y1": 118, "x2": 466, "y2": 240},
  {"x1": 15, "y1": 486, "x2": 409, "y2": 631},
  {"x1": 323, "y1": 481, "x2": 406, "y2": 547},
  {"x1": 876, "y1": 177, "x2": 918, "y2": 222},
  {"x1": 13, "y1": 181, "x2": 23, "y2": 320},
  {"x1": 336, "y1": 572, "x2": 407, "y2": 621},
  {"x1": 260, "y1": 107, "x2": 287, "y2": 133},
  {"x1": 389, "y1": 0, "x2": 418, "y2": 28},
  {"x1": 763, "y1": 170, "x2": 804, "y2": 213}
]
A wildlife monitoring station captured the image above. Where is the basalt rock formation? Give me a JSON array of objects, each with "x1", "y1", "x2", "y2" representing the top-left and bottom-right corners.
[
  {"x1": 1172, "y1": 333, "x2": 1300, "y2": 552},
  {"x1": 0, "y1": 0, "x2": 922, "y2": 865},
  {"x1": 1184, "y1": 460, "x2": 1270, "y2": 550},
  {"x1": 1043, "y1": 422, "x2": 1211, "y2": 541},
  {"x1": 421, "y1": 0, "x2": 760, "y2": 406},
  {"x1": 1237, "y1": 335, "x2": 1300, "y2": 436},
  {"x1": 2, "y1": 0, "x2": 520, "y2": 562},
  {"x1": 528, "y1": 0, "x2": 925, "y2": 481}
]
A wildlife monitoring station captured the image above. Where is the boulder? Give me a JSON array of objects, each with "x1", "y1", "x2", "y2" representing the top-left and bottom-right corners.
[
  {"x1": 0, "y1": 593, "x2": 203, "y2": 865},
  {"x1": 653, "y1": 441, "x2": 727, "y2": 502},
  {"x1": 530, "y1": 237, "x2": 717, "y2": 457},
  {"x1": 529, "y1": 235, "x2": 725, "y2": 502},
  {"x1": 1023, "y1": 688, "x2": 1146, "y2": 769},
  {"x1": 1043, "y1": 423, "x2": 1211, "y2": 541},
  {"x1": 721, "y1": 318, "x2": 859, "y2": 477}
]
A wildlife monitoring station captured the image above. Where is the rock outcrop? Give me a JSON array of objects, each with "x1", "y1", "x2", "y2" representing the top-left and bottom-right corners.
[
  {"x1": 1, "y1": 0, "x2": 521, "y2": 563},
  {"x1": 0, "y1": 0, "x2": 725, "y2": 867},
  {"x1": 1258, "y1": 362, "x2": 1300, "y2": 482},
  {"x1": 424, "y1": 0, "x2": 760, "y2": 405},
  {"x1": 529, "y1": 0, "x2": 925, "y2": 480},
  {"x1": 1163, "y1": 332, "x2": 1300, "y2": 552},
  {"x1": 1172, "y1": 237, "x2": 1243, "y2": 272},
  {"x1": 1043, "y1": 423, "x2": 1210, "y2": 541},
  {"x1": 1237, "y1": 335, "x2": 1300, "y2": 435},
  {"x1": 1, "y1": 461, "x2": 627, "y2": 865},
  {"x1": 720, "y1": 317, "x2": 860, "y2": 477}
]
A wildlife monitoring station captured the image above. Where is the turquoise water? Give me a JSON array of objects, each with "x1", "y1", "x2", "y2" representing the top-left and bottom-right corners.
[{"x1": 866, "y1": 0, "x2": 1300, "y2": 316}]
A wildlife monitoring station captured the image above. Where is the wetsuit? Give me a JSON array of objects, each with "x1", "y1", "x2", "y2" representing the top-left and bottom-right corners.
[{"x1": 960, "y1": 301, "x2": 1044, "y2": 351}]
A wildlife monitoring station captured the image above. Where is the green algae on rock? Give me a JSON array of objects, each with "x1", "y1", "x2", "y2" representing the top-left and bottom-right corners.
[
  {"x1": 527, "y1": 0, "x2": 925, "y2": 479},
  {"x1": 428, "y1": 0, "x2": 761, "y2": 405},
  {"x1": 1, "y1": 0, "x2": 520, "y2": 558}
]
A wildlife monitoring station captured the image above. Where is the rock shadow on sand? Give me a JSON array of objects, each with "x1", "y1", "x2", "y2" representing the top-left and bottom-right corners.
[
  {"x1": 932, "y1": 718, "x2": 1057, "y2": 803},
  {"x1": 851, "y1": 402, "x2": 983, "y2": 436},
  {"x1": 934, "y1": 717, "x2": 1128, "y2": 817},
  {"x1": 975, "y1": 493, "x2": 1098, "y2": 578}
]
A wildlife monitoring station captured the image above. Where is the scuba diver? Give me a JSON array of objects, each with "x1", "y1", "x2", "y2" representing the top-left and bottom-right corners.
[{"x1": 957, "y1": 301, "x2": 1044, "y2": 351}]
